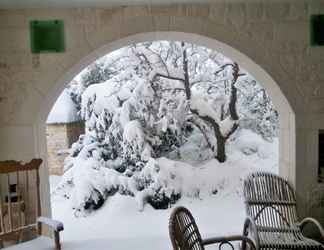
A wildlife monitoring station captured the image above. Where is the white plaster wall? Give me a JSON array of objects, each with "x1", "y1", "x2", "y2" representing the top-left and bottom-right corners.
[{"x1": 0, "y1": 1, "x2": 324, "y2": 226}]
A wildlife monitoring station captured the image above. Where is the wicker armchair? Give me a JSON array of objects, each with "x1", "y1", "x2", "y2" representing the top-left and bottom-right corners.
[
  {"x1": 242, "y1": 172, "x2": 324, "y2": 250},
  {"x1": 169, "y1": 206, "x2": 256, "y2": 250}
]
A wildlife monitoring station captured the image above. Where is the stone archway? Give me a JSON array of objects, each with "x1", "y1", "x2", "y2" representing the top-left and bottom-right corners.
[{"x1": 36, "y1": 32, "x2": 295, "y2": 219}]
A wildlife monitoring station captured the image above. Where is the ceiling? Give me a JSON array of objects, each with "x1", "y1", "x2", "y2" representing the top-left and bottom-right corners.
[{"x1": 0, "y1": 0, "x2": 279, "y2": 9}]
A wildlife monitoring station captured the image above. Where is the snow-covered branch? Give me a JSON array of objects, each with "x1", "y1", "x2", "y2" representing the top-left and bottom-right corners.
[{"x1": 59, "y1": 40, "x2": 278, "y2": 214}]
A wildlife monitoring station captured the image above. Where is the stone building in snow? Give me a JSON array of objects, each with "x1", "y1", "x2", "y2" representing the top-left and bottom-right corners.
[{"x1": 46, "y1": 89, "x2": 84, "y2": 175}]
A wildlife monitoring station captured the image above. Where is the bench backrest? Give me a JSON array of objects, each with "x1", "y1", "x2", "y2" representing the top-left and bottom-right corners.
[
  {"x1": 0, "y1": 159, "x2": 43, "y2": 241},
  {"x1": 243, "y1": 172, "x2": 298, "y2": 228}
]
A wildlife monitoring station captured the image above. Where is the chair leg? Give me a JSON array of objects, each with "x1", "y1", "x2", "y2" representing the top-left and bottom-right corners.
[
  {"x1": 242, "y1": 224, "x2": 248, "y2": 250},
  {"x1": 241, "y1": 241, "x2": 246, "y2": 250},
  {"x1": 54, "y1": 231, "x2": 61, "y2": 250},
  {"x1": 18, "y1": 231, "x2": 23, "y2": 243},
  {"x1": 0, "y1": 239, "x2": 3, "y2": 249}
]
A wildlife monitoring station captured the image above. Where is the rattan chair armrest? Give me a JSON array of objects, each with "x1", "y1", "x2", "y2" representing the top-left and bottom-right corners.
[
  {"x1": 299, "y1": 217, "x2": 324, "y2": 241},
  {"x1": 202, "y1": 235, "x2": 256, "y2": 250},
  {"x1": 202, "y1": 236, "x2": 229, "y2": 245},
  {"x1": 242, "y1": 216, "x2": 260, "y2": 250}
]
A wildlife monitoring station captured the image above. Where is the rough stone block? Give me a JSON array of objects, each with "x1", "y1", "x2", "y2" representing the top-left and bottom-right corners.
[
  {"x1": 225, "y1": 3, "x2": 246, "y2": 29},
  {"x1": 275, "y1": 21, "x2": 309, "y2": 44},
  {"x1": 0, "y1": 126, "x2": 36, "y2": 161},
  {"x1": 153, "y1": 16, "x2": 171, "y2": 31},
  {"x1": 150, "y1": 4, "x2": 186, "y2": 17},
  {"x1": 0, "y1": 27, "x2": 29, "y2": 52},
  {"x1": 169, "y1": 16, "x2": 205, "y2": 35},
  {"x1": 208, "y1": 4, "x2": 226, "y2": 24},
  {"x1": 120, "y1": 16, "x2": 155, "y2": 37},
  {"x1": 245, "y1": 2, "x2": 264, "y2": 21},
  {"x1": 0, "y1": 10, "x2": 25, "y2": 27},
  {"x1": 264, "y1": 2, "x2": 290, "y2": 20},
  {"x1": 287, "y1": 2, "x2": 308, "y2": 21},
  {"x1": 308, "y1": 2, "x2": 324, "y2": 15}
]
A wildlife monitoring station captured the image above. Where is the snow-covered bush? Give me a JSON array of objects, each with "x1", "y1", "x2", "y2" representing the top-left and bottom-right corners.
[
  {"x1": 53, "y1": 41, "x2": 279, "y2": 215},
  {"x1": 55, "y1": 68, "x2": 190, "y2": 214},
  {"x1": 233, "y1": 129, "x2": 273, "y2": 158},
  {"x1": 237, "y1": 79, "x2": 278, "y2": 141}
]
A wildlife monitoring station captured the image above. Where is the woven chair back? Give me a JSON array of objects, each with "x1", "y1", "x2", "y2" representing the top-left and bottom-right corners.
[
  {"x1": 169, "y1": 206, "x2": 204, "y2": 250},
  {"x1": 243, "y1": 172, "x2": 298, "y2": 228}
]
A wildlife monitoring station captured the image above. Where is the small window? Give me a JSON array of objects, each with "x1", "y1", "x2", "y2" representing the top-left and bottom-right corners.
[
  {"x1": 318, "y1": 130, "x2": 324, "y2": 183},
  {"x1": 311, "y1": 15, "x2": 324, "y2": 46}
]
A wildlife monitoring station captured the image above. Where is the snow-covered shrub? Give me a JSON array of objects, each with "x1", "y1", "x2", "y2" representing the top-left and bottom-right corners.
[
  {"x1": 237, "y1": 79, "x2": 278, "y2": 141},
  {"x1": 177, "y1": 129, "x2": 213, "y2": 163},
  {"x1": 233, "y1": 129, "x2": 273, "y2": 158},
  {"x1": 55, "y1": 69, "x2": 189, "y2": 214},
  {"x1": 53, "y1": 41, "x2": 279, "y2": 215}
]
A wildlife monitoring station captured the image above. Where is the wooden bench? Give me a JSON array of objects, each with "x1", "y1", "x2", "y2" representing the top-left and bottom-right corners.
[{"x1": 0, "y1": 159, "x2": 64, "y2": 250}]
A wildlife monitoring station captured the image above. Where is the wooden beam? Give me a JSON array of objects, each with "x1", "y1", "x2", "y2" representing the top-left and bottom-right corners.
[
  {"x1": 0, "y1": 159, "x2": 42, "y2": 174},
  {"x1": 0, "y1": 224, "x2": 37, "y2": 238}
]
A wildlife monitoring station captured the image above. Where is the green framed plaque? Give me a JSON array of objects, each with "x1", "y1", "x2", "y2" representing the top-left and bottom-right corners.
[{"x1": 30, "y1": 20, "x2": 65, "y2": 53}]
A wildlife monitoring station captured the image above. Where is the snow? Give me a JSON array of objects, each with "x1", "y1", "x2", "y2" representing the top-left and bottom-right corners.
[
  {"x1": 234, "y1": 129, "x2": 272, "y2": 157},
  {"x1": 123, "y1": 120, "x2": 144, "y2": 146},
  {"x1": 219, "y1": 116, "x2": 236, "y2": 136},
  {"x1": 49, "y1": 135, "x2": 278, "y2": 250},
  {"x1": 37, "y1": 217, "x2": 64, "y2": 231},
  {"x1": 81, "y1": 81, "x2": 121, "y2": 116},
  {"x1": 41, "y1": 40, "x2": 280, "y2": 250},
  {"x1": 60, "y1": 39, "x2": 279, "y2": 218},
  {"x1": 47, "y1": 89, "x2": 81, "y2": 124},
  {"x1": 190, "y1": 91, "x2": 220, "y2": 122},
  {"x1": 5, "y1": 236, "x2": 170, "y2": 250}
]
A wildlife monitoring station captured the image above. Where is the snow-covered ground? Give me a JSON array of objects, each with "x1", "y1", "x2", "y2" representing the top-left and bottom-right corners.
[
  {"x1": 50, "y1": 138, "x2": 278, "y2": 250},
  {"x1": 42, "y1": 40, "x2": 280, "y2": 250}
]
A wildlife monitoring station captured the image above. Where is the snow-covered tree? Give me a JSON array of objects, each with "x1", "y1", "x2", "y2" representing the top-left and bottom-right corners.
[
  {"x1": 54, "y1": 41, "x2": 278, "y2": 214},
  {"x1": 237, "y1": 79, "x2": 278, "y2": 141},
  {"x1": 133, "y1": 41, "x2": 243, "y2": 162}
]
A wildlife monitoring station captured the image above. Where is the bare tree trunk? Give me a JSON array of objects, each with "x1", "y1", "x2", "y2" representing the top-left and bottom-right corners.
[
  {"x1": 181, "y1": 41, "x2": 191, "y2": 101},
  {"x1": 216, "y1": 135, "x2": 226, "y2": 163},
  {"x1": 228, "y1": 63, "x2": 239, "y2": 120},
  {"x1": 180, "y1": 42, "x2": 240, "y2": 162},
  {"x1": 190, "y1": 107, "x2": 229, "y2": 162}
]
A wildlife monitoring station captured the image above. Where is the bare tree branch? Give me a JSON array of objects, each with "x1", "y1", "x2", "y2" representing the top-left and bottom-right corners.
[
  {"x1": 154, "y1": 73, "x2": 185, "y2": 83},
  {"x1": 145, "y1": 44, "x2": 170, "y2": 76},
  {"x1": 181, "y1": 41, "x2": 191, "y2": 100},
  {"x1": 224, "y1": 123, "x2": 239, "y2": 140},
  {"x1": 228, "y1": 62, "x2": 240, "y2": 121},
  {"x1": 214, "y1": 63, "x2": 233, "y2": 76},
  {"x1": 147, "y1": 41, "x2": 242, "y2": 163},
  {"x1": 160, "y1": 87, "x2": 185, "y2": 93}
]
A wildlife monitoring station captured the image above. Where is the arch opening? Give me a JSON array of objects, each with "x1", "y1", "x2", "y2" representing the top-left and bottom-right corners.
[{"x1": 36, "y1": 32, "x2": 295, "y2": 244}]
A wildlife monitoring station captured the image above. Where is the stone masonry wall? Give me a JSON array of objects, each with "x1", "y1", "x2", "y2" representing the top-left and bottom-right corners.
[
  {"x1": 46, "y1": 124, "x2": 69, "y2": 175},
  {"x1": 46, "y1": 122, "x2": 84, "y2": 175},
  {"x1": 66, "y1": 121, "x2": 85, "y2": 147}
]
